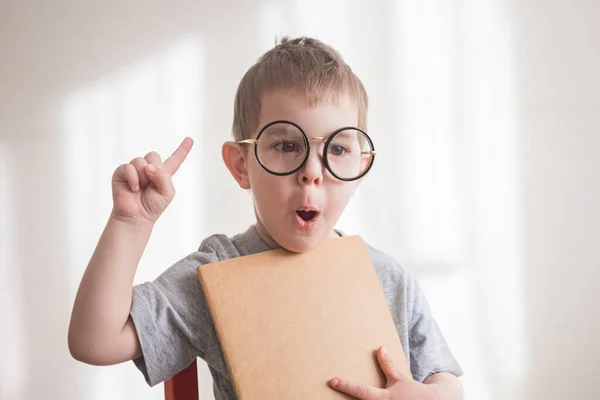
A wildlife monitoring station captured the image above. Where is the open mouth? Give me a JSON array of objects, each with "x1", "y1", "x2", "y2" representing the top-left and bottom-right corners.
[
  {"x1": 295, "y1": 209, "x2": 320, "y2": 228},
  {"x1": 296, "y1": 210, "x2": 317, "y2": 221}
]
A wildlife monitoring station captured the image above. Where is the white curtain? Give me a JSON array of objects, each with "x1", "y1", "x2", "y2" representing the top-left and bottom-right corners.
[{"x1": 1, "y1": 0, "x2": 598, "y2": 399}]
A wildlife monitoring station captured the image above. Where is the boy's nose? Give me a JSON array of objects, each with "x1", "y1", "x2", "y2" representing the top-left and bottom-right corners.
[{"x1": 298, "y1": 150, "x2": 323, "y2": 186}]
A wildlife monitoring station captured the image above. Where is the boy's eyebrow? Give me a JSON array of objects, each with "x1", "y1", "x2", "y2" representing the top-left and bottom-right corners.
[
  {"x1": 260, "y1": 121, "x2": 364, "y2": 139},
  {"x1": 263, "y1": 125, "x2": 301, "y2": 135},
  {"x1": 267, "y1": 128, "x2": 297, "y2": 135},
  {"x1": 330, "y1": 130, "x2": 358, "y2": 140}
]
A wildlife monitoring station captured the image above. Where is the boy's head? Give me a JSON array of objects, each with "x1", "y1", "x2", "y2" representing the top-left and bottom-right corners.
[{"x1": 222, "y1": 37, "x2": 374, "y2": 253}]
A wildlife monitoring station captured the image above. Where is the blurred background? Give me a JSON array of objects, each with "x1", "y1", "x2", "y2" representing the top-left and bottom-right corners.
[{"x1": 1, "y1": 0, "x2": 598, "y2": 399}]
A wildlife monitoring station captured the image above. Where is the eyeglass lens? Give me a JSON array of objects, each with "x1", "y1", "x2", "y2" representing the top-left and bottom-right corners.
[{"x1": 255, "y1": 122, "x2": 374, "y2": 180}]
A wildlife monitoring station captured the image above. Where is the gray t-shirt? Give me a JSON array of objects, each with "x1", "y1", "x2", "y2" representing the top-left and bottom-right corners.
[{"x1": 130, "y1": 226, "x2": 463, "y2": 399}]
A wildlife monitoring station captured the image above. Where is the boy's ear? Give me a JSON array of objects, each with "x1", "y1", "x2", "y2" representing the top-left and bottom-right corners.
[{"x1": 222, "y1": 141, "x2": 251, "y2": 189}]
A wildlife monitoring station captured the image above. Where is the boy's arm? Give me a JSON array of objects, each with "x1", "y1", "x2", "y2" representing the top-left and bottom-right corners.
[
  {"x1": 68, "y1": 138, "x2": 193, "y2": 366},
  {"x1": 424, "y1": 372, "x2": 464, "y2": 400},
  {"x1": 68, "y1": 216, "x2": 152, "y2": 365}
]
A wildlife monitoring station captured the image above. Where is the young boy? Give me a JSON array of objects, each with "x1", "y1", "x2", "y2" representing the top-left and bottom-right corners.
[{"x1": 68, "y1": 37, "x2": 464, "y2": 400}]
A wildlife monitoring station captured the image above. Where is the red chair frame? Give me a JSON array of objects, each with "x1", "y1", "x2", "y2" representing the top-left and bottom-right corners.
[{"x1": 164, "y1": 359, "x2": 199, "y2": 400}]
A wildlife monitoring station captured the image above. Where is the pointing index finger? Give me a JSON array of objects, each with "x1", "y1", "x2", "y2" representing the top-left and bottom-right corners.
[{"x1": 163, "y1": 137, "x2": 194, "y2": 176}]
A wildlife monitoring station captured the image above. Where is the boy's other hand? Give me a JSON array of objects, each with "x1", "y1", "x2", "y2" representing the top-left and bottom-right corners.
[
  {"x1": 111, "y1": 137, "x2": 194, "y2": 224},
  {"x1": 329, "y1": 346, "x2": 440, "y2": 400}
]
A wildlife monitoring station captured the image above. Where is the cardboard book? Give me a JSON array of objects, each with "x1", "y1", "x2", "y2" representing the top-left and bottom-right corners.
[{"x1": 197, "y1": 235, "x2": 411, "y2": 399}]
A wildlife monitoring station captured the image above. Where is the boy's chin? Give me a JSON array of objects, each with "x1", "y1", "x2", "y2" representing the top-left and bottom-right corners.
[{"x1": 277, "y1": 231, "x2": 329, "y2": 253}]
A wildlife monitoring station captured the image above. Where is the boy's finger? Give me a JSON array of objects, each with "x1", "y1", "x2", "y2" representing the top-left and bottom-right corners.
[
  {"x1": 145, "y1": 164, "x2": 175, "y2": 197},
  {"x1": 113, "y1": 163, "x2": 140, "y2": 192},
  {"x1": 329, "y1": 377, "x2": 383, "y2": 400},
  {"x1": 130, "y1": 157, "x2": 150, "y2": 188},
  {"x1": 123, "y1": 164, "x2": 140, "y2": 192},
  {"x1": 163, "y1": 137, "x2": 194, "y2": 176},
  {"x1": 144, "y1": 151, "x2": 163, "y2": 168},
  {"x1": 376, "y1": 346, "x2": 404, "y2": 384}
]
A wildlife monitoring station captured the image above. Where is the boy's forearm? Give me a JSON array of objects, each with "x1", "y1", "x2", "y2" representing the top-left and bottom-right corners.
[
  {"x1": 424, "y1": 373, "x2": 464, "y2": 400},
  {"x1": 68, "y1": 214, "x2": 153, "y2": 358}
]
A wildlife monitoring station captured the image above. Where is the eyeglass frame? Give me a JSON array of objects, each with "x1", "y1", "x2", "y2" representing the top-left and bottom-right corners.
[{"x1": 237, "y1": 119, "x2": 376, "y2": 182}]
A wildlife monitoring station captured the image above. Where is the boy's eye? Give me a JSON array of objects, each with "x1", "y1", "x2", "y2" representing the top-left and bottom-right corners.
[
  {"x1": 274, "y1": 141, "x2": 300, "y2": 153},
  {"x1": 329, "y1": 145, "x2": 347, "y2": 156}
]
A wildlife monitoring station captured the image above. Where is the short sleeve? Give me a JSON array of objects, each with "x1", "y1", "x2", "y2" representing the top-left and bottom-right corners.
[
  {"x1": 406, "y1": 273, "x2": 464, "y2": 382},
  {"x1": 129, "y1": 247, "x2": 220, "y2": 387}
]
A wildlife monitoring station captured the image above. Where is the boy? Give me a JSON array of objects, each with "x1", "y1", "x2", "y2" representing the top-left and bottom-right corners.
[{"x1": 68, "y1": 37, "x2": 464, "y2": 400}]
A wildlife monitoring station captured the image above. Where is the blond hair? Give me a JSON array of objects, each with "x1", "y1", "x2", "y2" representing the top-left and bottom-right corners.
[{"x1": 232, "y1": 36, "x2": 369, "y2": 141}]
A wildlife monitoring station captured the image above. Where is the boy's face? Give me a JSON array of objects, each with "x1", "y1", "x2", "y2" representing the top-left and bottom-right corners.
[{"x1": 225, "y1": 90, "x2": 363, "y2": 253}]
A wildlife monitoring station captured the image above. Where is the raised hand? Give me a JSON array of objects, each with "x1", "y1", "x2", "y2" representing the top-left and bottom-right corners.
[{"x1": 110, "y1": 137, "x2": 194, "y2": 224}]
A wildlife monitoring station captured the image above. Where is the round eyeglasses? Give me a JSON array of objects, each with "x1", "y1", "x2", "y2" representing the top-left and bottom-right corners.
[{"x1": 237, "y1": 120, "x2": 376, "y2": 181}]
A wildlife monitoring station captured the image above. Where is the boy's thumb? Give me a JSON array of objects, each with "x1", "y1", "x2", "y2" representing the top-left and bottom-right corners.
[{"x1": 146, "y1": 164, "x2": 175, "y2": 197}]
